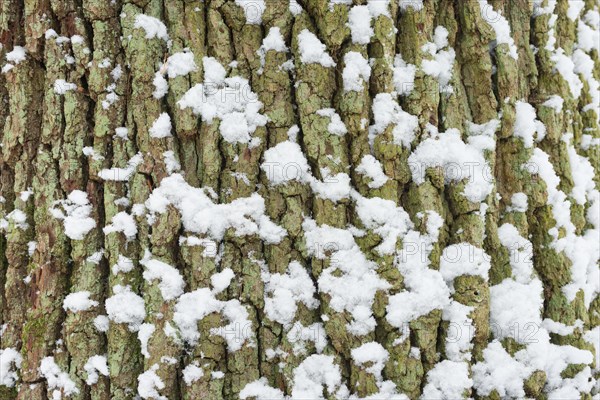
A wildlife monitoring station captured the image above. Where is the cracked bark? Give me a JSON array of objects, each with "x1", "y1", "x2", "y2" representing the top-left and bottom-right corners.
[{"x1": 1, "y1": 0, "x2": 598, "y2": 399}]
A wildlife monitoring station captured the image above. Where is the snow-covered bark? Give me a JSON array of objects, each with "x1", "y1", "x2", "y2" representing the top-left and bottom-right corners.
[{"x1": 0, "y1": 0, "x2": 598, "y2": 399}]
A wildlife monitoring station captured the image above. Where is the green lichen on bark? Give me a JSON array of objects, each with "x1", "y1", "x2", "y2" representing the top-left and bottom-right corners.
[{"x1": 1, "y1": 0, "x2": 599, "y2": 399}]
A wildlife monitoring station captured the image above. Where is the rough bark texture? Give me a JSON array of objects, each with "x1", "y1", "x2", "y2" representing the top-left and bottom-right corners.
[{"x1": 0, "y1": 0, "x2": 598, "y2": 399}]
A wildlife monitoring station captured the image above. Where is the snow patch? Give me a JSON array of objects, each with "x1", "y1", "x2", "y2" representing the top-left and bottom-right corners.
[
  {"x1": 137, "y1": 364, "x2": 166, "y2": 400},
  {"x1": 514, "y1": 101, "x2": 546, "y2": 147},
  {"x1": 178, "y1": 57, "x2": 268, "y2": 144},
  {"x1": 50, "y1": 190, "x2": 97, "y2": 240},
  {"x1": 149, "y1": 113, "x2": 172, "y2": 138},
  {"x1": 182, "y1": 363, "x2": 204, "y2": 386},
  {"x1": 291, "y1": 355, "x2": 347, "y2": 399},
  {"x1": 297, "y1": 30, "x2": 336, "y2": 67},
  {"x1": 316, "y1": 108, "x2": 347, "y2": 136},
  {"x1": 347, "y1": 6, "x2": 373, "y2": 44},
  {"x1": 235, "y1": 0, "x2": 266, "y2": 24},
  {"x1": 240, "y1": 378, "x2": 285, "y2": 399},
  {"x1": 39, "y1": 357, "x2": 79, "y2": 399},
  {"x1": 105, "y1": 285, "x2": 146, "y2": 332},
  {"x1": 342, "y1": 52, "x2": 371, "y2": 92},
  {"x1": 84, "y1": 355, "x2": 109, "y2": 385},
  {"x1": 165, "y1": 51, "x2": 197, "y2": 78},
  {"x1": 103, "y1": 211, "x2": 137, "y2": 240},
  {"x1": 53, "y1": 79, "x2": 77, "y2": 94},
  {"x1": 369, "y1": 93, "x2": 419, "y2": 148},
  {"x1": 145, "y1": 174, "x2": 286, "y2": 243},
  {"x1": 141, "y1": 251, "x2": 185, "y2": 301},
  {"x1": 63, "y1": 291, "x2": 99, "y2": 312},
  {"x1": 356, "y1": 155, "x2": 389, "y2": 189},
  {"x1": 409, "y1": 129, "x2": 493, "y2": 203},
  {"x1": 0, "y1": 348, "x2": 22, "y2": 387},
  {"x1": 134, "y1": 14, "x2": 169, "y2": 41},
  {"x1": 263, "y1": 261, "x2": 318, "y2": 327},
  {"x1": 6, "y1": 46, "x2": 26, "y2": 64}
]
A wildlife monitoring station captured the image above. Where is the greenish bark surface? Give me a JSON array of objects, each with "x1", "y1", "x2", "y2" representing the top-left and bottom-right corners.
[{"x1": 1, "y1": 0, "x2": 598, "y2": 399}]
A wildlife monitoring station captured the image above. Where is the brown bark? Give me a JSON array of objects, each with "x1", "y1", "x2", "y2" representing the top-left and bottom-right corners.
[{"x1": 0, "y1": 0, "x2": 598, "y2": 399}]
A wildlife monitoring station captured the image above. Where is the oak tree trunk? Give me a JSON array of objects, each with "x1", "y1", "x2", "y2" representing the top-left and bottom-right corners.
[{"x1": 0, "y1": 0, "x2": 598, "y2": 399}]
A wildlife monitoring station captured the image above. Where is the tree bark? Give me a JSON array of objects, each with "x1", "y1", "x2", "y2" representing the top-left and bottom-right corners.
[{"x1": 0, "y1": 0, "x2": 598, "y2": 399}]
